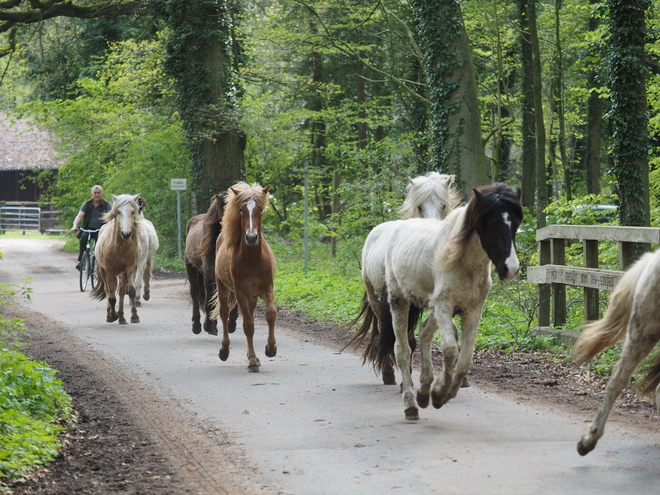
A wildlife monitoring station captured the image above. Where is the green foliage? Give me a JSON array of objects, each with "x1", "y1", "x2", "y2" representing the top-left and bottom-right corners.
[
  {"x1": 17, "y1": 37, "x2": 191, "y2": 258},
  {"x1": 0, "y1": 350, "x2": 73, "y2": 483},
  {"x1": 0, "y1": 256, "x2": 73, "y2": 486}
]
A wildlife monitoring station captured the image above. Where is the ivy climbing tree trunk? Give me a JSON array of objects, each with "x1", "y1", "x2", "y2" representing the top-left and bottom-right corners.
[
  {"x1": 606, "y1": 0, "x2": 650, "y2": 265},
  {"x1": 411, "y1": 0, "x2": 488, "y2": 197},
  {"x1": 156, "y1": 0, "x2": 245, "y2": 205},
  {"x1": 519, "y1": 0, "x2": 536, "y2": 211}
]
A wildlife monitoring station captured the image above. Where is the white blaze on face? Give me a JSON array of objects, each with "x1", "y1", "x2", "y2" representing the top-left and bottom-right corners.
[
  {"x1": 502, "y1": 212, "x2": 519, "y2": 280},
  {"x1": 247, "y1": 199, "x2": 256, "y2": 232}
]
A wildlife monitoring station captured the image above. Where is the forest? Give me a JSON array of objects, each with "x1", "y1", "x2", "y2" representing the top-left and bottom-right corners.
[{"x1": 1, "y1": 0, "x2": 659, "y2": 481}]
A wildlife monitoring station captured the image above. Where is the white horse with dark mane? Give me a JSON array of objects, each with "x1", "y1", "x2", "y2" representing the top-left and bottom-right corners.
[
  {"x1": 353, "y1": 183, "x2": 522, "y2": 420},
  {"x1": 343, "y1": 172, "x2": 461, "y2": 385},
  {"x1": 572, "y1": 247, "x2": 660, "y2": 455}
]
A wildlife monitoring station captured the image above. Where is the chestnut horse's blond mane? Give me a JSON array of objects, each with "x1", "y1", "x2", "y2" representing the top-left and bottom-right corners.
[{"x1": 221, "y1": 182, "x2": 269, "y2": 253}]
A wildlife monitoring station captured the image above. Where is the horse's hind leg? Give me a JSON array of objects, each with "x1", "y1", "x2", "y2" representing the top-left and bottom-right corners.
[
  {"x1": 104, "y1": 269, "x2": 119, "y2": 323},
  {"x1": 228, "y1": 304, "x2": 239, "y2": 334},
  {"x1": 416, "y1": 315, "x2": 438, "y2": 409},
  {"x1": 202, "y1": 270, "x2": 218, "y2": 335},
  {"x1": 117, "y1": 273, "x2": 129, "y2": 324},
  {"x1": 390, "y1": 296, "x2": 417, "y2": 420},
  {"x1": 430, "y1": 306, "x2": 459, "y2": 409},
  {"x1": 578, "y1": 326, "x2": 657, "y2": 456}
]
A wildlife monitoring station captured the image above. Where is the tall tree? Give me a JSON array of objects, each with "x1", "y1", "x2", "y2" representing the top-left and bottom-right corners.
[
  {"x1": 411, "y1": 0, "x2": 488, "y2": 196},
  {"x1": 605, "y1": 0, "x2": 651, "y2": 264},
  {"x1": 519, "y1": 0, "x2": 537, "y2": 211},
  {"x1": 155, "y1": 0, "x2": 245, "y2": 203},
  {"x1": 585, "y1": 0, "x2": 603, "y2": 195}
]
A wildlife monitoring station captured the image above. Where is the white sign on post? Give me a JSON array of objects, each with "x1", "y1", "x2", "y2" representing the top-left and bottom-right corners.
[{"x1": 170, "y1": 178, "x2": 187, "y2": 191}]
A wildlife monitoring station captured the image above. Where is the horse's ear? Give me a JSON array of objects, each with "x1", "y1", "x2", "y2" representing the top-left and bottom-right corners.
[
  {"x1": 472, "y1": 187, "x2": 482, "y2": 198},
  {"x1": 407, "y1": 177, "x2": 415, "y2": 186},
  {"x1": 448, "y1": 174, "x2": 455, "y2": 185},
  {"x1": 112, "y1": 194, "x2": 118, "y2": 201},
  {"x1": 515, "y1": 187, "x2": 522, "y2": 200},
  {"x1": 262, "y1": 185, "x2": 270, "y2": 194},
  {"x1": 230, "y1": 186, "x2": 239, "y2": 195}
]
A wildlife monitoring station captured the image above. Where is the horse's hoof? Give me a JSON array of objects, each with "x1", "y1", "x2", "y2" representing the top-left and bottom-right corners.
[
  {"x1": 131, "y1": 317, "x2": 140, "y2": 324},
  {"x1": 404, "y1": 407, "x2": 419, "y2": 421},
  {"x1": 119, "y1": 318, "x2": 128, "y2": 325},
  {"x1": 416, "y1": 392, "x2": 430, "y2": 409},
  {"x1": 461, "y1": 377, "x2": 470, "y2": 388},
  {"x1": 143, "y1": 292, "x2": 150, "y2": 301},
  {"x1": 431, "y1": 397, "x2": 446, "y2": 409},
  {"x1": 219, "y1": 347, "x2": 229, "y2": 361},
  {"x1": 382, "y1": 370, "x2": 396, "y2": 385},
  {"x1": 577, "y1": 438, "x2": 595, "y2": 456},
  {"x1": 265, "y1": 344, "x2": 277, "y2": 358},
  {"x1": 192, "y1": 323, "x2": 202, "y2": 335},
  {"x1": 248, "y1": 364, "x2": 261, "y2": 373},
  {"x1": 107, "y1": 315, "x2": 119, "y2": 323},
  {"x1": 135, "y1": 301, "x2": 142, "y2": 308},
  {"x1": 205, "y1": 328, "x2": 218, "y2": 336}
]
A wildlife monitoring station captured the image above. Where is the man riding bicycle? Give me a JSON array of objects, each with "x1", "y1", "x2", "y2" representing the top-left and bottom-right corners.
[{"x1": 70, "y1": 185, "x2": 112, "y2": 270}]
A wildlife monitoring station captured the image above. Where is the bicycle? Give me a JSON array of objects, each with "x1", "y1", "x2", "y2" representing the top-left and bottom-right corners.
[{"x1": 78, "y1": 228, "x2": 100, "y2": 292}]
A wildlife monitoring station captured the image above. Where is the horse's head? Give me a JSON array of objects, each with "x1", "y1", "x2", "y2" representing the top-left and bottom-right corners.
[
  {"x1": 400, "y1": 172, "x2": 461, "y2": 220},
  {"x1": 111, "y1": 194, "x2": 141, "y2": 240},
  {"x1": 470, "y1": 184, "x2": 523, "y2": 281},
  {"x1": 229, "y1": 184, "x2": 270, "y2": 247}
]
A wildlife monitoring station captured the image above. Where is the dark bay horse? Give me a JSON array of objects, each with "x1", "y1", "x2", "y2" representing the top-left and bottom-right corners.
[
  {"x1": 185, "y1": 193, "x2": 237, "y2": 335},
  {"x1": 211, "y1": 182, "x2": 277, "y2": 372}
]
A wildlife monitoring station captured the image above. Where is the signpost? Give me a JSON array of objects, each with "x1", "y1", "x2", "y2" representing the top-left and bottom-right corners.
[
  {"x1": 292, "y1": 163, "x2": 324, "y2": 272},
  {"x1": 170, "y1": 179, "x2": 187, "y2": 259}
]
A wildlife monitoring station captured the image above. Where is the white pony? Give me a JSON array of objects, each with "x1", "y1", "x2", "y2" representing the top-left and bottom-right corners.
[
  {"x1": 358, "y1": 183, "x2": 522, "y2": 420},
  {"x1": 134, "y1": 197, "x2": 159, "y2": 307},
  {"x1": 343, "y1": 172, "x2": 461, "y2": 385},
  {"x1": 572, "y1": 247, "x2": 660, "y2": 455}
]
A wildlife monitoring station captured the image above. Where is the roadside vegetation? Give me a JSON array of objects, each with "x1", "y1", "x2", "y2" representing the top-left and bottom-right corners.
[{"x1": 0, "y1": 250, "x2": 74, "y2": 491}]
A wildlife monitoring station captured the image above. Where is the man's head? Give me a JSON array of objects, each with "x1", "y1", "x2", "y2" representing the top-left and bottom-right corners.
[{"x1": 91, "y1": 185, "x2": 104, "y2": 200}]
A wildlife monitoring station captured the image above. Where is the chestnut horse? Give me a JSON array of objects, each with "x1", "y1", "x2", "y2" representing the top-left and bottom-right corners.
[
  {"x1": 211, "y1": 182, "x2": 277, "y2": 372},
  {"x1": 185, "y1": 193, "x2": 238, "y2": 336},
  {"x1": 91, "y1": 194, "x2": 143, "y2": 324}
]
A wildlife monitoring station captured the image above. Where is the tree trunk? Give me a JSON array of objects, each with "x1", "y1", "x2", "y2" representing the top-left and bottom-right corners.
[
  {"x1": 159, "y1": 0, "x2": 245, "y2": 203},
  {"x1": 519, "y1": 0, "x2": 537, "y2": 211},
  {"x1": 411, "y1": 0, "x2": 488, "y2": 197},
  {"x1": 606, "y1": 0, "x2": 650, "y2": 263}
]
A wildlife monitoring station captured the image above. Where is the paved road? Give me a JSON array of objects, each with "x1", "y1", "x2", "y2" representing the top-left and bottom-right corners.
[{"x1": 1, "y1": 237, "x2": 659, "y2": 494}]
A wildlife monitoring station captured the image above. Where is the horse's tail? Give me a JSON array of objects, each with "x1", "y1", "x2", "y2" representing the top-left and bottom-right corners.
[
  {"x1": 208, "y1": 286, "x2": 236, "y2": 321},
  {"x1": 338, "y1": 292, "x2": 377, "y2": 353},
  {"x1": 637, "y1": 354, "x2": 660, "y2": 398},
  {"x1": 572, "y1": 253, "x2": 653, "y2": 366},
  {"x1": 90, "y1": 275, "x2": 106, "y2": 301}
]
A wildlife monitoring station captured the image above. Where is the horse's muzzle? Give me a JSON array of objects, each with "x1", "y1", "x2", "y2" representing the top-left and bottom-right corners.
[
  {"x1": 122, "y1": 231, "x2": 132, "y2": 240},
  {"x1": 245, "y1": 233, "x2": 259, "y2": 246}
]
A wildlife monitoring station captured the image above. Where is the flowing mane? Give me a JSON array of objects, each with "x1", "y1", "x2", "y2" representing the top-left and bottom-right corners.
[
  {"x1": 196, "y1": 193, "x2": 228, "y2": 259},
  {"x1": 437, "y1": 183, "x2": 523, "y2": 272},
  {"x1": 221, "y1": 182, "x2": 270, "y2": 252},
  {"x1": 399, "y1": 172, "x2": 462, "y2": 219}
]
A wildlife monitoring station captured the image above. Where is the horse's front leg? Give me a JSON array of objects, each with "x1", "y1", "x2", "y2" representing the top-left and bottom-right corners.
[
  {"x1": 444, "y1": 309, "x2": 481, "y2": 402},
  {"x1": 415, "y1": 314, "x2": 438, "y2": 409},
  {"x1": 187, "y1": 264, "x2": 203, "y2": 334},
  {"x1": 104, "y1": 269, "x2": 119, "y2": 323},
  {"x1": 236, "y1": 293, "x2": 260, "y2": 372},
  {"x1": 215, "y1": 285, "x2": 232, "y2": 362},
  {"x1": 390, "y1": 295, "x2": 417, "y2": 420},
  {"x1": 202, "y1": 269, "x2": 218, "y2": 335},
  {"x1": 263, "y1": 290, "x2": 278, "y2": 358},
  {"x1": 142, "y1": 257, "x2": 152, "y2": 302},
  {"x1": 117, "y1": 272, "x2": 128, "y2": 324},
  {"x1": 126, "y1": 271, "x2": 139, "y2": 324},
  {"x1": 430, "y1": 306, "x2": 458, "y2": 409}
]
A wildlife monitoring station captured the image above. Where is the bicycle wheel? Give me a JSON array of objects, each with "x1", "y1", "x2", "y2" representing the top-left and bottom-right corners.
[
  {"x1": 79, "y1": 251, "x2": 91, "y2": 292},
  {"x1": 90, "y1": 255, "x2": 97, "y2": 289}
]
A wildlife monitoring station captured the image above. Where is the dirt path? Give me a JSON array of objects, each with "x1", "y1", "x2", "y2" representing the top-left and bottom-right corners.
[{"x1": 2, "y1": 237, "x2": 660, "y2": 495}]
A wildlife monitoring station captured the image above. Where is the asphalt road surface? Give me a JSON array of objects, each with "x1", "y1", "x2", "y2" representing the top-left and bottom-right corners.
[{"x1": 1, "y1": 237, "x2": 660, "y2": 494}]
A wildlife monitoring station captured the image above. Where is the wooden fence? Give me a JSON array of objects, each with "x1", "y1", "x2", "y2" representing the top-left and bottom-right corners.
[{"x1": 526, "y1": 224, "x2": 660, "y2": 345}]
